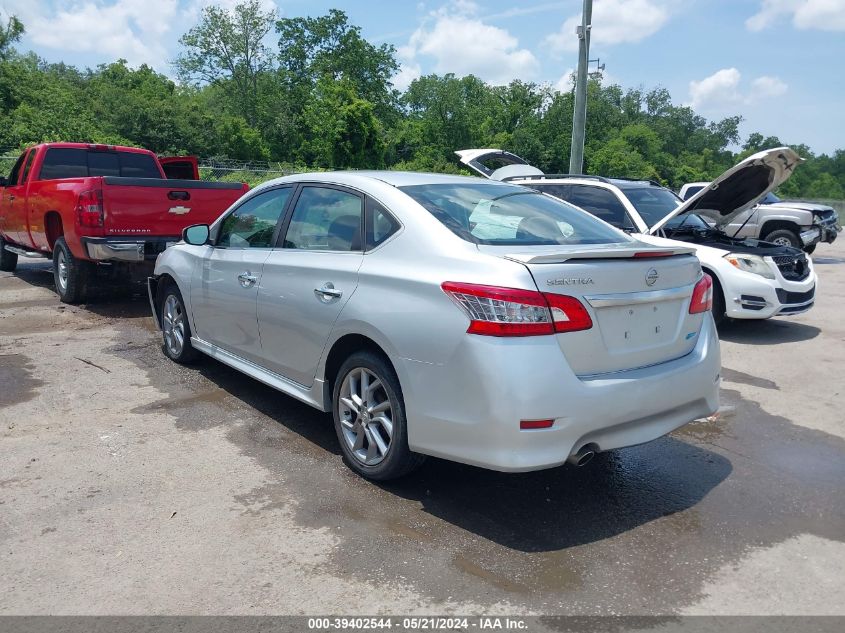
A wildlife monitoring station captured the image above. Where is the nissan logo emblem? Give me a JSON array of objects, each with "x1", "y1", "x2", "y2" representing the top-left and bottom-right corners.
[{"x1": 646, "y1": 268, "x2": 659, "y2": 286}]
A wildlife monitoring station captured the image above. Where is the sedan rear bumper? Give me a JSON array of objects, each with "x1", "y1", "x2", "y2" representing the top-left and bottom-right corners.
[{"x1": 400, "y1": 316, "x2": 720, "y2": 472}]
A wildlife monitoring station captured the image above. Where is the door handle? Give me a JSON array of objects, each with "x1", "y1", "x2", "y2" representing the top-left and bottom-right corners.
[
  {"x1": 8, "y1": 195, "x2": 14, "y2": 201},
  {"x1": 314, "y1": 283, "x2": 342, "y2": 301},
  {"x1": 237, "y1": 271, "x2": 257, "y2": 288}
]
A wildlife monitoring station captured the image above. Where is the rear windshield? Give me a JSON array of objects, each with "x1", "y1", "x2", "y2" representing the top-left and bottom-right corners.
[
  {"x1": 39, "y1": 148, "x2": 161, "y2": 180},
  {"x1": 400, "y1": 182, "x2": 630, "y2": 246},
  {"x1": 620, "y1": 186, "x2": 683, "y2": 228}
]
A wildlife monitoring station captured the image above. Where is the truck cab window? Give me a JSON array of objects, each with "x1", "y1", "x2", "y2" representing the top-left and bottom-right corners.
[{"x1": 8, "y1": 153, "x2": 27, "y2": 185}]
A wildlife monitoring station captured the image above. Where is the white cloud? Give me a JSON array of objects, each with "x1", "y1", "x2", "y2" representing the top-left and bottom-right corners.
[
  {"x1": 395, "y1": 1, "x2": 539, "y2": 86},
  {"x1": 0, "y1": 0, "x2": 278, "y2": 72},
  {"x1": 689, "y1": 67, "x2": 743, "y2": 110},
  {"x1": 553, "y1": 68, "x2": 575, "y2": 92},
  {"x1": 747, "y1": 0, "x2": 845, "y2": 32},
  {"x1": 689, "y1": 68, "x2": 789, "y2": 110},
  {"x1": 544, "y1": 0, "x2": 670, "y2": 55},
  {"x1": 751, "y1": 75, "x2": 789, "y2": 97}
]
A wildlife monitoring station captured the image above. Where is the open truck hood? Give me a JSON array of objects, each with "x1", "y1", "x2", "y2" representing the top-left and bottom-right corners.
[
  {"x1": 455, "y1": 149, "x2": 543, "y2": 181},
  {"x1": 648, "y1": 147, "x2": 803, "y2": 234}
]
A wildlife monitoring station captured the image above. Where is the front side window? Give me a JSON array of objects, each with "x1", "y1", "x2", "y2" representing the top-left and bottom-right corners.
[
  {"x1": 399, "y1": 182, "x2": 630, "y2": 246},
  {"x1": 284, "y1": 187, "x2": 363, "y2": 251},
  {"x1": 217, "y1": 187, "x2": 292, "y2": 248},
  {"x1": 563, "y1": 185, "x2": 633, "y2": 229},
  {"x1": 20, "y1": 150, "x2": 36, "y2": 184}
]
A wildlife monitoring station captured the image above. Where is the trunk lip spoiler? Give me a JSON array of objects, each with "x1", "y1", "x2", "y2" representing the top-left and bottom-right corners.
[{"x1": 502, "y1": 245, "x2": 696, "y2": 264}]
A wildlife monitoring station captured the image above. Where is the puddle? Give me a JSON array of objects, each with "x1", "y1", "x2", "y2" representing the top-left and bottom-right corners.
[{"x1": 0, "y1": 354, "x2": 44, "y2": 407}]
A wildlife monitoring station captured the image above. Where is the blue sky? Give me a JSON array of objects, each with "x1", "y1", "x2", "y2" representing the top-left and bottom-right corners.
[{"x1": 3, "y1": 0, "x2": 843, "y2": 154}]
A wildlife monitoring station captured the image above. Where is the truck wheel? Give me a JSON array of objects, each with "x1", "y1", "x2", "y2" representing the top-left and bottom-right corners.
[
  {"x1": 53, "y1": 237, "x2": 91, "y2": 304},
  {"x1": 159, "y1": 282, "x2": 199, "y2": 364},
  {"x1": 0, "y1": 236, "x2": 18, "y2": 272},
  {"x1": 332, "y1": 350, "x2": 425, "y2": 481},
  {"x1": 762, "y1": 228, "x2": 801, "y2": 249}
]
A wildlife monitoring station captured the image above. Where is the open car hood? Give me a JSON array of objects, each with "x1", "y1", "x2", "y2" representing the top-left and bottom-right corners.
[
  {"x1": 455, "y1": 149, "x2": 543, "y2": 181},
  {"x1": 648, "y1": 147, "x2": 803, "y2": 234}
]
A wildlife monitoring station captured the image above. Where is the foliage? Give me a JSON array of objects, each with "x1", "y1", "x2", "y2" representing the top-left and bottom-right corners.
[{"x1": 0, "y1": 4, "x2": 842, "y2": 200}]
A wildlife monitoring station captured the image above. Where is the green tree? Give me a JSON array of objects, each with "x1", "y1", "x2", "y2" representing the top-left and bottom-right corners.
[
  {"x1": 0, "y1": 14, "x2": 24, "y2": 61},
  {"x1": 175, "y1": 0, "x2": 276, "y2": 125}
]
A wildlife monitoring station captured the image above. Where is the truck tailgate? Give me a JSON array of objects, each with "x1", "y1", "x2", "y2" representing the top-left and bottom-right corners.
[{"x1": 100, "y1": 177, "x2": 247, "y2": 237}]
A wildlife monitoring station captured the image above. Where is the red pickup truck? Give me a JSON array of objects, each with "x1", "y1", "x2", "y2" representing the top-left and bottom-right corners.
[{"x1": 0, "y1": 143, "x2": 248, "y2": 303}]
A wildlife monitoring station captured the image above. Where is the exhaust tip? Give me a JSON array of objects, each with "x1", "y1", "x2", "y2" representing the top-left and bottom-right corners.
[{"x1": 567, "y1": 444, "x2": 597, "y2": 467}]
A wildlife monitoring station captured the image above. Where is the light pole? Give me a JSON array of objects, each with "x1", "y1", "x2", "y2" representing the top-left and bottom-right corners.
[{"x1": 569, "y1": 0, "x2": 592, "y2": 175}]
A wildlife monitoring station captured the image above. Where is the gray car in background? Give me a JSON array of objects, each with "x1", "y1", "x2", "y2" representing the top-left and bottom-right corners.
[{"x1": 148, "y1": 172, "x2": 720, "y2": 480}]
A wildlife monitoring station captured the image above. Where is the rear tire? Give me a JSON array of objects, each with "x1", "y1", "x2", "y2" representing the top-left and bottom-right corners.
[
  {"x1": 0, "y1": 236, "x2": 18, "y2": 272},
  {"x1": 762, "y1": 228, "x2": 801, "y2": 249},
  {"x1": 53, "y1": 237, "x2": 91, "y2": 304},
  {"x1": 158, "y1": 282, "x2": 199, "y2": 364},
  {"x1": 332, "y1": 350, "x2": 425, "y2": 481}
]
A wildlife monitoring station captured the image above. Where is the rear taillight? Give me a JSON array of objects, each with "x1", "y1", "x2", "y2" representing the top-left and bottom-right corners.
[
  {"x1": 76, "y1": 189, "x2": 104, "y2": 227},
  {"x1": 689, "y1": 274, "x2": 713, "y2": 314},
  {"x1": 441, "y1": 282, "x2": 592, "y2": 337}
]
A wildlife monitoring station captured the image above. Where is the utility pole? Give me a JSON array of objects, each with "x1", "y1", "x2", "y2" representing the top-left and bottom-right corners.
[{"x1": 569, "y1": 0, "x2": 592, "y2": 175}]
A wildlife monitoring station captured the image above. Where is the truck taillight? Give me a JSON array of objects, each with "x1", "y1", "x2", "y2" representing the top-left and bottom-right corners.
[
  {"x1": 76, "y1": 189, "x2": 103, "y2": 227},
  {"x1": 689, "y1": 274, "x2": 713, "y2": 314},
  {"x1": 441, "y1": 282, "x2": 592, "y2": 337}
]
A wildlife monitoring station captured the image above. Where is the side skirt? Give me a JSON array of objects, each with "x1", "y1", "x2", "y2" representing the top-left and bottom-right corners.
[{"x1": 190, "y1": 337, "x2": 329, "y2": 412}]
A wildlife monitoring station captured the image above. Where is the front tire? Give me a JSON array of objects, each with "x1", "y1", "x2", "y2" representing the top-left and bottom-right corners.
[
  {"x1": 762, "y1": 228, "x2": 801, "y2": 249},
  {"x1": 0, "y1": 236, "x2": 18, "y2": 272},
  {"x1": 332, "y1": 351, "x2": 425, "y2": 480},
  {"x1": 159, "y1": 282, "x2": 199, "y2": 364},
  {"x1": 53, "y1": 237, "x2": 91, "y2": 304}
]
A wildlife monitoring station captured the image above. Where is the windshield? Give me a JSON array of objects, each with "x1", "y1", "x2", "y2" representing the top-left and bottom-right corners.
[
  {"x1": 399, "y1": 183, "x2": 631, "y2": 246},
  {"x1": 620, "y1": 186, "x2": 683, "y2": 228}
]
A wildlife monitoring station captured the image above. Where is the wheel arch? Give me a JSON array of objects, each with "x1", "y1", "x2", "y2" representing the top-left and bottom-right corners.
[
  {"x1": 760, "y1": 219, "x2": 801, "y2": 238},
  {"x1": 43, "y1": 211, "x2": 64, "y2": 250},
  {"x1": 322, "y1": 333, "x2": 399, "y2": 409}
]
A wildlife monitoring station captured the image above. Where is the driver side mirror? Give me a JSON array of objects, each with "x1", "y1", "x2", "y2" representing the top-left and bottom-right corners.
[
  {"x1": 0, "y1": 176, "x2": 7, "y2": 187},
  {"x1": 182, "y1": 224, "x2": 210, "y2": 246}
]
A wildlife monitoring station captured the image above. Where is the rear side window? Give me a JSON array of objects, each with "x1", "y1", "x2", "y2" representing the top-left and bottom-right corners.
[
  {"x1": 366, "y1": 199, "x2": 399, "y2": 250},
  {"x1": 284, "y1": 187, "x2": 363, "y2": 251},
  {"x1": 38, "y1": 148, "x2": 161, "y2": 180},
  {"x1": 563, "y1": 185, "x2": 633, "y2": 229},
  {"x1": 399, "y1": 182, "x2": 629, "y2": 246},
  {"x1": 683, "y1": 185, "x2": 704, "y2": 200}
]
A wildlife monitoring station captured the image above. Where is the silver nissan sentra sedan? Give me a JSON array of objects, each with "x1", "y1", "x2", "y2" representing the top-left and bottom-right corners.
[{"x1": 148, "y1": 171, "x2": 720, "y2": 480}]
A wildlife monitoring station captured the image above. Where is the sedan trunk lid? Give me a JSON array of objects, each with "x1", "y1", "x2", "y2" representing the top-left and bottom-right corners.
[{"x1": 479, "y1": 243, "x2": 706, "y2": 376}]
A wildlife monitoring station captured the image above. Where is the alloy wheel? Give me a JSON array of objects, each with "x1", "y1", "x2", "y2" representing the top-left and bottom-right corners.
[
  {"x1": 338, "y1": 367, "x2": 394, "y2": 466},
  {"x1": 162, "y1": 294, "x2": 186, "y2": 357}
]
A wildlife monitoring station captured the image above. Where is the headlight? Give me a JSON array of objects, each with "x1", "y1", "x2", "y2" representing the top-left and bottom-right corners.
[{"x1": 724, "y1": 253, "x2": 775, "y2": 279}]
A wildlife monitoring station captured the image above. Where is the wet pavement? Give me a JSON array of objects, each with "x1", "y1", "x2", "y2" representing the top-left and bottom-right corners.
[{"x1": 1, "y1": 242, "x2": 844, "y2": 615}]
